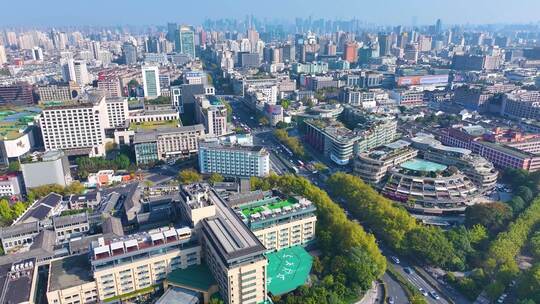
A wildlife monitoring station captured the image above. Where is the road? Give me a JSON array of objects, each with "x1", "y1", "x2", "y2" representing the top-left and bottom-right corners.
[{"x1": 228, "y1": 98, "x2": 468, "y2": 304}]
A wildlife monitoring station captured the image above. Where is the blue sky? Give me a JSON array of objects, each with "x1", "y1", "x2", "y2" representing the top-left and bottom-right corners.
[{"x1": 0, "y1": 0, "x2": 539, "y2": 26}]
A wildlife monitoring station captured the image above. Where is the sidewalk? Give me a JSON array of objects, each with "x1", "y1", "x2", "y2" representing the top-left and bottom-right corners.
[{"x1": 357, "y1": 281, "x2": 383, "y2": 304}]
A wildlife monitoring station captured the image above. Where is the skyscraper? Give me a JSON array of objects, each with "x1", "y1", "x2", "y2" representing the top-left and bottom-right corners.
[
  {"x1": 142, "y1": 65, "x2": 161, "y2": 98},
  {"x1": 176, "y1": 25, "x2": 196, "y2": 58},
  {"x1": 166, "y1": 22, "x2": 178, "y2": 42},
  {"x1": 122, "y1": 42, "x2": 137, "y2": 65},
  {"x1": 378, "y1": 33, "x2": 391, "y2": 56}
]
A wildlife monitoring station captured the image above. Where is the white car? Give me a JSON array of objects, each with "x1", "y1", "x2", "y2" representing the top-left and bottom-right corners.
[
  {"x1": 391, "y1": 256, "x2": 400, "y2": 264},
  {"x1": 419, "y1": 288, "x2": 428, "y2": 297}
]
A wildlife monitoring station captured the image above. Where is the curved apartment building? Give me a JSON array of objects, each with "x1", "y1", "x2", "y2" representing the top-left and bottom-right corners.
[
  {"x1": 382, "y1": 159, "x2": 480, "y2": 214},
  {"x1": 409, "y1": 135, "x2": 498, "y2": 191}
]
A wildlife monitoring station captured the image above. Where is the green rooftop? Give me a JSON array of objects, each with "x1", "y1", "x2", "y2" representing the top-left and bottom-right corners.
[
  {"x1": 167, "y1": 263, "x2": 217, "y2": 291},
  {"x1": 129, "y1": 119, "x2": 180, "y2": 131},
  {"x1": 0, "y1": 107, "x2": 41, "y2": 140},
  {"x1": 241, "y1": 198, "x2": 296, "y2": 217},
  {"x1": 400, "y1": 159, "x2": 447, "y2": 173},
  {"x1": 266, "y1": 246, "x2": 313, "y2": 295}
]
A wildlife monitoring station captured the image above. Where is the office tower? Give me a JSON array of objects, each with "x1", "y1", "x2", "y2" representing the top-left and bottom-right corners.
[
  {"x1": 145, "y1": 36, "x2": 160, "y2": 53},
  {"x1": 122, "y1": 42, "x2": 137, "y2": 65},
  {"x1": 378, "y1": 33, "x2": 391, "y2": 56},
  {"x1": 397, "y1": 32, "x2": 409, "y2": 49},
  {"x1": 435, "y1": 19, "x2": 443, "y2": 35},
  {"x1": 142, "y1": 65, "x2": 161, "y2": 98},
  {"x1": 166, "y1": 22, "x2": 178, "y2": 42},
  {"x1": 343, "y1": 42, "x2": 358, "y2": 63},
  {"x1": 73, "y1": 60, "x2": 89, "y2": 85},
  {"x1": 31, "y1": 47, "x2": 43, "y2": 61},
  {"x1": 60, "y1": 58, "x2": 76, "y2": 82},
  {"x1": 90, "y1": 41, "x2": 100, "y2": 60},
  {"x1": 281, "y1": 43, "x2": 295, "y2": 63},
  {"x1": 176, "y1": 25, "x2": 196, "y2": 58},
  {"x1": 0, "y1": 45, "x2": 7, "y2": 65}
]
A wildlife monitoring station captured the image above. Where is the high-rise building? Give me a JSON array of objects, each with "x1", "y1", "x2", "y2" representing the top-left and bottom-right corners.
[
  {"x1": 122, "y1": 42, "x2": 137, "y2": 65},
  {"x1": 90, "y1": 41, "x2": 100, "y2": 60},
  {"x1": 31, "y1": 47, "x2": 43, "y2": 61},
  {"x1": 145, "y1": 36, "x2": 160, "y2": 53},
  {"x1": 343, "y1": 42, "x2": 358, "y2": 63},
  {"x1": 142, "y1": 65, "x2": 161, "y2": 98},
  {"x1": 60, "y1": 58, "x2": 76, "y2": 83},
  {"x1": 247, "y1": 28, "x2": 259, "y2": 53},
  {"x1": 0, "y1": 45, "x2": 6, "y2": 65},
  {"x1": 38, "y1": 92, "x2": 111, "y2": 157},
  {"x1": 73, "y1": 60, "x2": 89, "y2": 85},
  {"x1": 166, "y1": 22, "x2": 178, "y2": 42},
  {"x1": 195, "y1": 95, "x2": 227, "y2": 136},
  {"x1": 378, "y1": 33, "x2": 392, "y2": 56},
  {"x1": 177, "y1": 25, "x2": 196, "y2": 58}
]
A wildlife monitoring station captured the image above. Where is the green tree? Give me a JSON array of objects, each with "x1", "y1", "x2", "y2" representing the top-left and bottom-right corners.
[
  {"x1": 11, "y1": 202, "x2": 27, "y2": 219},
  {"x1": 0, "y1": 199, "x2": 13, "y2": 224},
  {"x1": 313, "y1": 162, "x2": 328, "y2": 172},
  {"x1": 507, "y1": 196, "x2": 526, "y2": 215},
  {"x1": 406, "y1": 227, "x2": 460, "y2": 268},
  {"x1": 517, "y1": 186, "x2": 534, "y2": 203},
  {"x1": 465, "y1": 203, "x2": 512, "y2": 234},
  {"x1": 208, "y1": 173, "x2": 224, "y2": 185},
  {"x1": 115, "y1": 154, "x2": 131, "y2": 170},
  {"x1": 7, "y1": 161, "x2": 20, "y2": 172},
  {"x1": 178, "y1": 169, "x2": 202, "y2": 184},
  {"x1": 280, "y1": 99, "x2": 291, "y2": 109}
]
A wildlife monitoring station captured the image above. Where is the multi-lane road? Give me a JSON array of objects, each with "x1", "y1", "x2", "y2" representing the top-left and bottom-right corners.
[{"x1": 228, "y1": 97, "x2": 469, "y2": 304}]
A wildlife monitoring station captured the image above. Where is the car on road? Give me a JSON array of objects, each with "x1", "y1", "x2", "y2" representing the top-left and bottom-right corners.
[
  {"x1": 387, "y1": 297, "x2": 395, "y2": 304},
  {"x1": 429, "y1": 291, "x2": 440, "y2": 300},
  {"x1": 419, "y1": 288, "x2": 428, "y2": 297},
  {"x1": 391, "y1": 256, "x2": 400, "y2": 264},
  {"x1": 404, "y1": 267, "x2": 414, "y2": 274},
  {"x1": 497, "y1": 293, "x2": 508, "y2": 303}
]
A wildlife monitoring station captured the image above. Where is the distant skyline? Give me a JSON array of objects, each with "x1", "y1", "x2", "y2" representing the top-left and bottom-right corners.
[{"x1": 1, "y1": 0, "x2": 540, "y2": 27}]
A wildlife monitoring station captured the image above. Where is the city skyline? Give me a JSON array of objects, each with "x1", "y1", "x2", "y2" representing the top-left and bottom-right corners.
[{"x1": 1, "y1": 0, "x2": 540, "y2": 27}]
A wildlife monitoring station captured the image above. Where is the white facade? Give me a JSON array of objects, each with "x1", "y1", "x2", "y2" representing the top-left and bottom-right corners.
[
  {"x1": 105, "y1": 98, "x2": 129, "y2": 128},
  {"x1": 142, "y1": 65, "x2": 161, "y2": 98},
  {"x1": 39, "y1": 95, "x2": 108, "y2": 156}
]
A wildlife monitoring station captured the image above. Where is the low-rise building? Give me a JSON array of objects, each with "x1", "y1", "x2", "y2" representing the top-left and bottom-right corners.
[
  {"x1": 134, "y1": 125, "x2": 205, "y2": 165},
  {"x1": 21, "y1": 150, "x2": 72, "y2": 188},
  {"x1": 198, "y1": 140, "x2": 270, "y2": 178}
]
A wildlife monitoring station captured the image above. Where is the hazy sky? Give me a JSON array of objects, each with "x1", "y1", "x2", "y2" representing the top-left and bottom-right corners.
[{"x1": 1, "y1": 0, "x2": 539, "y2": 27}]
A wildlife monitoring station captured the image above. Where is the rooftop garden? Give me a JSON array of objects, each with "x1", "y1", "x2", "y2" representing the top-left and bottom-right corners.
[{"x1": 128, "y1": 119, "x2": 179, "y2": 131}]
